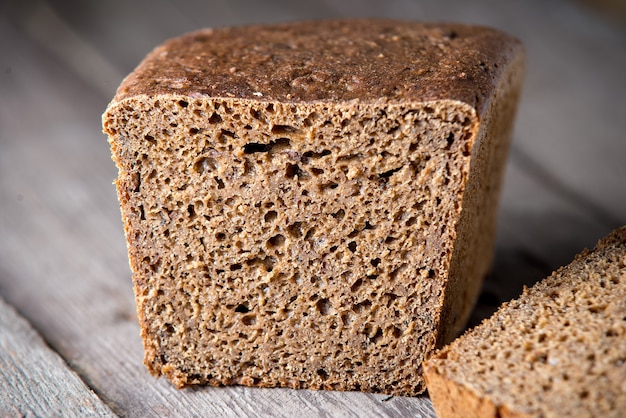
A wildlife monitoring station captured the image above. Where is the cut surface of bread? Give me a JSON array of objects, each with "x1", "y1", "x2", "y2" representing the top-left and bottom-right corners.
[
  {"x1": 424, "y1": 226, "x2": 626, "y2": 416},
  {"x1": 102, "y1": 19, "x2": 524, "y2": 396}
]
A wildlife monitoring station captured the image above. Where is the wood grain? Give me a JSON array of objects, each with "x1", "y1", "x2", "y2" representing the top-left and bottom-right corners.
[
  {"x1": 0, "y1": 297, "x2": 115, "y2": 417},
  {"x1": 0, "y1": 0, "x2": 624, "y2": 416}
]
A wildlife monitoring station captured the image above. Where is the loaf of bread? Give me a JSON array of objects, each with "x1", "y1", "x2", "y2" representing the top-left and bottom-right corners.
[
  {"x1": 102, "y1": 19, "x2": 524, "y2": 396},
  {"x1": 424, "y1": 226, "x2": 626, "y2": 416}
]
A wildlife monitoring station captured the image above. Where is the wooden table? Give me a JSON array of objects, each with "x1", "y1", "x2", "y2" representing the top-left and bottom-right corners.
[{"x1": 1, "y1": 0, "x2": 624, "y2": 416}]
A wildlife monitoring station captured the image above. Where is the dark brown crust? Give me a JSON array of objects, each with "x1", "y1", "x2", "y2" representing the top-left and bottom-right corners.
[
  {"x1": 435, "y1": 48, "x2": 524, "y2": 346},
  {"x1": 112, "y1": 19, "x2": 522, "y2": 114}
]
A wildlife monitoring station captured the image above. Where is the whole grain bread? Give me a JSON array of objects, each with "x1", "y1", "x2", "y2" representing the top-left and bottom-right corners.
[
  {"x1": 424, "y1": 226, "x2": 626, "y2": 416},
  {"x1": 102, "y1": 19, "x2": 524, "y2": 396}
]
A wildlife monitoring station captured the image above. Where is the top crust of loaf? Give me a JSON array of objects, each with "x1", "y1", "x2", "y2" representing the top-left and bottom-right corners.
[{"x1": 111, "y1": 19, "x2": 522, "y2": 113}]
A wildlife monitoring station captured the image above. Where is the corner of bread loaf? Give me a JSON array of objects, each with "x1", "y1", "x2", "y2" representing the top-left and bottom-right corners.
[
  {"x1": 433, "y1": 45, "x2": 525, "y2": 347},
  {"x1": 424, "y1": 358, "x2": 531, "y2": 418},
  {"x1": 424, "y1": 341, "x2": 534, "y2": 418}
]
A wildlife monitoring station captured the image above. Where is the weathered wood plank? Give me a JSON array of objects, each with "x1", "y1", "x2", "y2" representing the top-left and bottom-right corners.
[{"x1": 0, "y1": 297, "x2": 115, "y2": 417}]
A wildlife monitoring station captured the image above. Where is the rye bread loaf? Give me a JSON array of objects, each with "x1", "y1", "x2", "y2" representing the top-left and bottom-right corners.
[
  {"x1": 102, "y1": 19, "x2": 524, "y2": 396},
  {"x1": 424, "y1": 226, "x2": 626, "y2": 416}
]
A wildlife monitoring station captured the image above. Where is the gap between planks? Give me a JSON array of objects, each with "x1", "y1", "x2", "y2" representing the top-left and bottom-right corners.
[{"x1": 0, "y1": 296, "x2": 116, "y2": 417}]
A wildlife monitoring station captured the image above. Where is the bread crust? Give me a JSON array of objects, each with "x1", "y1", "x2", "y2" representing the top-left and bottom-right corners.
[
  {"x1": 110, "y1": 19, "x2": 522, "y2": 114},
  {"x1": 424, "y1": 360, "x2": 533, "y2": 418}
]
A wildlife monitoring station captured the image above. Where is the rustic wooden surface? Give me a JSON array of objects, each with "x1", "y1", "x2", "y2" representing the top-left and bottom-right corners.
[
  {"x1": 0, "y1": 0, "x2": 624, "y2": 416},
  {"x1": 0, "y1": 297, "x2": 115, "y2": 417}
]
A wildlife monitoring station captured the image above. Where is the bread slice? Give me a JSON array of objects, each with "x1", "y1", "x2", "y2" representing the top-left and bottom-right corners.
[
  {"x1": 424, "y1": 226, "x2": 626, "y2": 416},
  {"x1": 102, "y1": 19, "x2": 524, "y2": 396}
]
